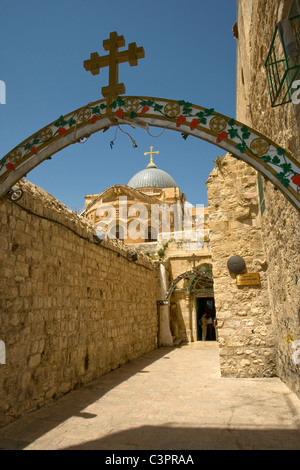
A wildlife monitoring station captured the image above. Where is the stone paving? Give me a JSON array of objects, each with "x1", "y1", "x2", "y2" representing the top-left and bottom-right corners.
[{"x1": 0, "y1": 342, "x2": 300, "y2": 450}]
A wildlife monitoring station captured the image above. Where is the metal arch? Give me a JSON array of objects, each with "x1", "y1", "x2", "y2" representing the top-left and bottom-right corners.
[
  {"x1": 188, "y1": 271, "x2": 214, "y2": 294},
  {"x1": 157, "y1": 268, "x2": 213, "y2": 305},
  {"x1": 1, "y1": 96, "x2": 300, "y2": 211}
]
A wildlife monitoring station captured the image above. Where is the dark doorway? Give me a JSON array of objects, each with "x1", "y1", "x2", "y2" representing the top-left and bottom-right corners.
[{"x1": 196, "y1": 297, "x2": 216, "y2": 341}]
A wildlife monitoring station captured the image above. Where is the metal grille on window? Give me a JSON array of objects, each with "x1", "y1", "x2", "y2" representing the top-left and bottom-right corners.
[{"x1": 265, "y1": 0, "x2": 300, "y2": 107}]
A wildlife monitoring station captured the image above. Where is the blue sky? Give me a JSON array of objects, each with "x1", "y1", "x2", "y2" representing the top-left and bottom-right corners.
[{"x1": 1, "y1": 0, "x2": 237, "y2": 211}]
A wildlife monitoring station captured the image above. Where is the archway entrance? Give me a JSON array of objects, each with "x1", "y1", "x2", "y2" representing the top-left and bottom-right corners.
[
  {"x1": 190, "y1": 264, "x2": 215, "y2": 343},
  {"x1": 1, "y1": 95, "x2": 300, "y2": 212},
  {"x1": 161, "y1": 263, "x2": 215, "y2": 346}
]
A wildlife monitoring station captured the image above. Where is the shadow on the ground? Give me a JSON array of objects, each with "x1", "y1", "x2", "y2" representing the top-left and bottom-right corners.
[
  {"x1": 60, "y1": 424, "x2": 300, "y2": 450},
  {"x1": 0, "y1": 347, "x2": 175, "y2": 450}
]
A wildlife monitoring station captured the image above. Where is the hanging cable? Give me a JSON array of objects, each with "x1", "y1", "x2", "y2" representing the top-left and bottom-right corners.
[
  {"x1": 118, "y1": 125, "x2": 138, "y2": 148},
  {"x1": 110, "y1": 126, "x2": 118, "y2": 149},
  {"x1": 146, "y1": 124, "x2": 171, "y2": 138},
  {"x1": 110, "y1": 125, "x2": 138, "y2": 149}
]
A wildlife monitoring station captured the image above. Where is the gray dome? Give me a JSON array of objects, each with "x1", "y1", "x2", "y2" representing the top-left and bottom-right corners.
[{"x1": 128, "y1": 166, "x2": 177, "y2": 189}]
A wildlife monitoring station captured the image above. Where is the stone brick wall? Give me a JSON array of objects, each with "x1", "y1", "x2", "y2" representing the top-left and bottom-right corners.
[
  {"x1": 236, "y1": 0, "x2": 300, "y2": 397},
  {"x1": 206, "y1": 155, "x2": 277, "y2": 377},
  {"x1": 0, "y1": 180, "x2": 159, "y2": 426}
]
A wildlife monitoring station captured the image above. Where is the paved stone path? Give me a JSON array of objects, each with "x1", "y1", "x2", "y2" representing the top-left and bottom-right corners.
[{"x1": 0, "y1": 342, "x2": 300, "y2": 450}]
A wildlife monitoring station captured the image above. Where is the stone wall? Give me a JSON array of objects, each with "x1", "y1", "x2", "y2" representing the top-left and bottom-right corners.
[
  {"x1": 206, "y1": 154, "x2": 277, "y2": 377},
  {"x1": 0, "y1": 180, "x2": 159, "y2": 426},
  {"x1": 236, "y1": 0, "x2": 300, "y2": 396}
]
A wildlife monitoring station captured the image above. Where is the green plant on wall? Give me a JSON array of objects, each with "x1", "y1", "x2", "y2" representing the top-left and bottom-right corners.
[
  {"x1": 157, "y1": 248, "x2": 165, "y2": 259},
  {"x1": 157, "y1": 242, "x2": 169, "y2": 260}
]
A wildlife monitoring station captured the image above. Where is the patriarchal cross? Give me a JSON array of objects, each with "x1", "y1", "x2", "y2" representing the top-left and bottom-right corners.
[
  {"x1": 145, "y1": 146, "x2": 159, "y2": 168},
  {"x1": 84, "y1": 31, "x2": 145, "y2": 107}
]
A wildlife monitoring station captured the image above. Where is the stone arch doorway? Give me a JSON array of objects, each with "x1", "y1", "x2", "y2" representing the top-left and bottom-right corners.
[
  {"x1": 161, "y1": 264, "x2": 215, "y2": 345},
  {"x1": 188, "y1": 264, "x2": 216, "y2": 343},
  {"x1": 188, "y1": 263, "x2": 217, "y2": 341},
  {"x1": 1, "y1": 96, "x2": 300, "y2": 212}
]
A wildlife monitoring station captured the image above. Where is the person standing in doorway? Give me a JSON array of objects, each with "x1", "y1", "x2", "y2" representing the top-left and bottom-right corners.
[
  {"x1": 201, "y1": 313, "x2": 207, "y2": 341},
  {"x1": 206, "y1": 313, "x2": 214, "y2": 341}
]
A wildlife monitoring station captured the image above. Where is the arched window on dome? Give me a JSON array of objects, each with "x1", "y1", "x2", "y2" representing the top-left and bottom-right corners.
[
  {"x1": 107, "y1": 222, "x2": 126, "y2": 240},
  {"x1": 116, "y1": 224, "x2": 125, "y2": 240},
  {"x1": 145, "y1": 225, "x2": 158, "y2": 242}
]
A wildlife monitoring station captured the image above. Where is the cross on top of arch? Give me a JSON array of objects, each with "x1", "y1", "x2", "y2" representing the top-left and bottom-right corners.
[{"x1": 84, "y1": 32, "x2": 145, "y2": 107}]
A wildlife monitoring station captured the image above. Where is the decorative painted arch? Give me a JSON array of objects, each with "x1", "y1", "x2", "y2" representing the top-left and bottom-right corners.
[
  {"x1": 157, "y1": 267, "x2": 214, "y2": 305},
  {"x1": 188, "y1": 265, "x2": 214, "y2": 294},
  {"x1": 1, "y1": 96, "x2": 300, "y2": 211}
]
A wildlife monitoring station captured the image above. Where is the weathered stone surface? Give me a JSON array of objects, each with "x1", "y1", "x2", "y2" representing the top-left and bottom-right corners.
[
  {"x1": 206, "y1": 0, "x2": 300, "y2": 396},
  {"x1": 0, "y1": 180, "x2": 160, "y2": 426},
  {"x1": 236, "y1": 0, "x2": 300, "y2": 398},
  {"x1": 206, "y1": 153, "x2": 276, "y2": 379}
]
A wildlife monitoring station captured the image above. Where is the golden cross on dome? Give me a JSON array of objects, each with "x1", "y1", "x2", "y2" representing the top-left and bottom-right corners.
[
  {"x1": 144, "y1": 146, "x2": 159, "y2": 168},
  {"x1": 84, "y1": 31, "x2": 145, "y2": 106}
]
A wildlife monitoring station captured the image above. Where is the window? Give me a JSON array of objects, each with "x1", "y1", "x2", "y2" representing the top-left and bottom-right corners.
[
  {"x1": 108, "y1": 223, "x2": 125, "y2": 240},
  {"x1": 145, "y1": 226, "x2": 158, "y2": 242},
  {"x1": 265, "y1": 2, "x2": 300, "y2": 106},
  {"x1": 116, "y1": 224, "x2": 125, "y2": 240}
]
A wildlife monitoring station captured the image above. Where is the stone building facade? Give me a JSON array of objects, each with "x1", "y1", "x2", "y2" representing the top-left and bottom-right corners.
[
  {"x1": 206, "y1": 155, "x2": 277, "y2": 378},
  {"x1": 84, "y1": 155, "x2": 214, "y2": 348},
  {"x1": 205, "y1": 0, "x2": 299, "y2": 394},
  {"x1": 236, "y1": 0, "x2": 300, "y2": 397}
]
